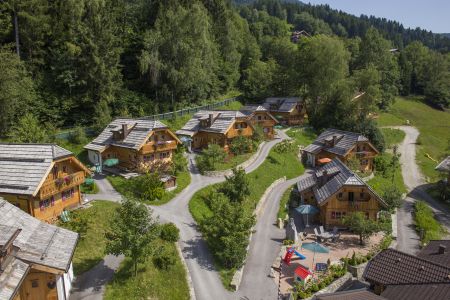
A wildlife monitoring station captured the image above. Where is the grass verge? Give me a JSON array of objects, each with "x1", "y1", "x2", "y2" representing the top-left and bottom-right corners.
[
  {"x1": 189, "y1": 130, "x2": 311, "y2": 288},
  {"x1": 380, "y1": 128, "x2": 405, "y2": 149},
  {"x1": 80, "y1": 182, "x2": 99, "y2": 194},
  {"x1": 107, "y1": 170, "x2": 191, "y2": 205},
  {"x1": 277, "y1": 185, "x2": 294, "y2": 220},
  {"x1": 58, "y1": 201, "x2": 120, "y2": 275},
  {"x1": 377, "y1": 96, "x2": 450, "y2": 182},
  {"x1": 414, "y1": 201, "x2": 447, "y2": 245},
  {"x1": 104, "y1": 240, "x2": 189, "y2": 300},
  {"x1": 367, "y1": 153, "x2": 407, "y2": 195}
]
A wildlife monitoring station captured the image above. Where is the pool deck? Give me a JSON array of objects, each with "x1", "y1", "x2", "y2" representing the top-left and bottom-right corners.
[{"x1": 276, "y1": 232, "x2": 383, "y2": 295}]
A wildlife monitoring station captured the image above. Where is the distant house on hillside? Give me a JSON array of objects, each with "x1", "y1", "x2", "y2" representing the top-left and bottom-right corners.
[
  {"x1": 363, "y1": 245, "x2": 450, "y2": 299},
  {"x1": 84, "y1": 118, "x2": 180, "y2": 172},
  {"x1": 262, "y1": 97, "x2": 306, "y2": 126},
  {"x1": 239, "y1": 105, "x2": 278, "y2": 139},
  {"x1": 296, "y1": 158, "x2": 386, "y2": 227},
  {"x1": 302, "y1": 129, "x2": 379, "y2": 172},
  {"x1": 176, "y1": 110, "x2": 254, "y2": 152},
  {"x1": 0, "y1": 144, "x2": 91, "y2": 222},
  {"x1": 0, "y1": 198, "x2": 78, "y2": 300}
]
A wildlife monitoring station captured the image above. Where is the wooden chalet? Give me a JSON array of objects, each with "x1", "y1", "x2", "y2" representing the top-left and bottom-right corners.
[
  {"x1": 363, "y1": 246, "x2": 450, "y2": 299},
  {"x1": 0, "y1": 144, "x2": 91, "y2": 223},
  {"x1": 262, "y1": 97, "x2": 306, "y2": 125},
  {"x1": 0, "y1": 198, "x2": 78, "y2": 300},
  {"x1": 176, "y1": 110, "x2": 254, "y2": 152},
  {"x1": 302, "y1": 129, "x2": 379, "y2": 172},
  {"x1": 239, "y1": 105, "x2": 278, "y2": 139},
  {"x1": 84, "y1": 118, "x2": 181, "y2": 172},
  {"x1": 296, "y1": 158, "x2": 387, "y2": 228}
]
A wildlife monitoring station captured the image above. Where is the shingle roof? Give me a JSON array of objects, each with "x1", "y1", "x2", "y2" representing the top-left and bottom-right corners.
[
  {"x1": 0, "y1": 199, "x2": 78, "y2": 272},
  {"x1": 263, "y1": 97, "x2": 301, "y2": 112},
  {"x1": 417, "y1": 240, "x2": 450, "y2": 266},
  {"x1": 435, "y1": 156, "x2": 450, "y2": 172},
  {"x1": 303, "y1": 129, "x2": 372, "y2": 156},
  {"x1": 314, "y1": 289, "x2": 386, "y2": 300},
  {"x1": 0, "y1": 255, "x2": 30, "y2": 300},
  {"x1": 84, "y1": 118, "x2": 168, "y2": 152},
  {"x1": 0, "y1": 144, "x2": 73, "y2": 196},
  {"x1": 297, "y1": 158, "x2": 385, "y2": 206},
  {"x1": 239, "y1": 105, "x2": 268, "y2": 116},
  {"x1": 363, "y1": 248, "x2": 450, "y2": 286},
  {"x1": 176, "y1": 110, "x2": 247, "y2": 136},
  {"x1": 381, "y1": 283, "x2": 450, "y2": 300}
]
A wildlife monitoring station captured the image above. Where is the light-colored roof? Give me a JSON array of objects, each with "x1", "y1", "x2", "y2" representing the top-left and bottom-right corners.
[
  {"x1": 0, "y1": 199, "x2": 78, "y2": 272},
  {"x1": 0, "y1": 255, "x2": 30, "y2": 300},
  {"x1": 176, "y1": 110, "x2": 247, "y2": 136},
  {"x1": 84, "y1": 118, "x2": 168, "y2": 152},
  {"x1": 297, "y1": 158, "x2": 385, "y2": 206},
  {"x1": 303, "y1": 128, "x2": 372, "y2": 156},
  {"x1": 240, "y1": 105, "x2": 268, "y2": 115},
  {"x1": 0, "y1": 144, "x2": 73, "y2": 196},
  {"x1": 436, "y1": 156, "x2": 450, "y2": 172},
  {"x1": 263, "y1": 97, "x2": 301, "y2": 113}
]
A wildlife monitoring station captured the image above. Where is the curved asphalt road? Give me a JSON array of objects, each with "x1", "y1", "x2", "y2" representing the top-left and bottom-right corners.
[
  {"x1": 72, "y1": 131, "x2": 288, "y2": 300},
  {"x1": 391, "y1": 126, "x2": 450, "y2": 255}
]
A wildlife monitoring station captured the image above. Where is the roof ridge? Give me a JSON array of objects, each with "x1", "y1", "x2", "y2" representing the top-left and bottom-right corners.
[{"x1": 377, "y1": 248, "x2": 450, "y2": 270}]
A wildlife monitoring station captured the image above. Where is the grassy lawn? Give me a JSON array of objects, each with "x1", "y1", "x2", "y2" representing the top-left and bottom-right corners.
[
  {"x1": 367, "y1": 153, "x2": 407, "y2": 195},
  {"x1": 80, "y1": 182, "x2": 99, "y2": 194},
  {"x1": 214, "y1": 152, "x2": 253, "y2": 171},
  {"x1": 380, "y1": 128, "x2": 405, "y2": 149},
  {"x1": 277, "y1": 185, "x2": 295, "y2": 220},
  {"x1": 377, "y1": 96, "x2": 450, "y2": 182},
  {"x1": 414, "y1": 201, "x2": 447, "y2": 245},
  {"x1": 104, "y1": 240, "x2": 189, "y2": 300},
  {"x1": 286, "y1": 127, "x2": 317, "y2": 146},
  {"x1": 189, "y1": 130, "x2": 311, "y2": 288},
  {"x1": 58, "y1": 201, "x2": 120, "y2": 275},
  {"x1": 107, "y1": 170, "x2": 191, "y2": 205}
]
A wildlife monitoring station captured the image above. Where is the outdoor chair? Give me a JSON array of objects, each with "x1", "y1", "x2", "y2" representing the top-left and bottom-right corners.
[
  {"x1": 319, "y1": 226, "x2": 326, "y2": 235},
  {"x1": 314, "y1": 227, "x2": 320, "y2": 237}
]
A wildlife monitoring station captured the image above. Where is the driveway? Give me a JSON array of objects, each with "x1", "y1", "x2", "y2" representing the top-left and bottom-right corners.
[
  {"x1": 72, "y1": 132, "x2": 285, "y2": 300},
  {"x1": 390, "y1": 126, "x2": 450, "y2": 254}
]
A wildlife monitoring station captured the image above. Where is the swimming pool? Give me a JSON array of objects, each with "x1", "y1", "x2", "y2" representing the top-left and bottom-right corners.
[{"x1": 301, "y1": 242, "x2": 329, "y2": 253}]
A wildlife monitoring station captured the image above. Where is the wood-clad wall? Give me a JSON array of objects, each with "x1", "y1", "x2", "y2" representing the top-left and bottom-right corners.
[{"x1": 17, "y1": 269, "x2": 58, "y2": 300}]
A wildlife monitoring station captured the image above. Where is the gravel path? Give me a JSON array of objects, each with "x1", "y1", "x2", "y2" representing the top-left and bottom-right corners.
[{"x1": 391, "y1": 126, "x2": 450, "y2": 255}]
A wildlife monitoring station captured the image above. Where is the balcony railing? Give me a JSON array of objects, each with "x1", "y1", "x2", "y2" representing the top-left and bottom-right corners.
[
  {"x1": 355, "y1": 151, "x2": 375, "y2": 159},
  {"x1": 39, "y1": 171, "x2": 85, "y2": 199},
  {"x1": 140, "y1": 140, "x2": 178, "y2": 153}
]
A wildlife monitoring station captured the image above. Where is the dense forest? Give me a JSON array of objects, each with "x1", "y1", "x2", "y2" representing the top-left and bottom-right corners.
[{"x1": 0, "y1": 0, "x2": 449, "y2": 142}]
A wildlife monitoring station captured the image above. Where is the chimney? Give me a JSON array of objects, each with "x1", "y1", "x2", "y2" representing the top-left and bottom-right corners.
[
  {"x1": 332, "y1": 135, "x2": 337, "y2": 146},
  {"x1": 320, "y1": 169, "x2": 329, "y2": 186},
  {"x1": 122, "y1": 124, "x2": 129, "y2": 139},
  {"x1": 439, "y1": 244, "x2": 447, "y2": 254},
  {"x1": 209, "y1": 114, "x2": 214, "y2": 126}
]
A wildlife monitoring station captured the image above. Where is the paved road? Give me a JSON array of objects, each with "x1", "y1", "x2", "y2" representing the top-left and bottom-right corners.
[
  {"x1": 151, "y1": 134, "x2": 285, "y2": 300},
  {"x1": 237, "y1": 176, "x2": 302, "y2": 300},
  {"x1": 391, "y1": 126, "x2": 450, "y2": 255},
  {"x1": 71, "y1": 131, "x2": 285, "y2": 300}
]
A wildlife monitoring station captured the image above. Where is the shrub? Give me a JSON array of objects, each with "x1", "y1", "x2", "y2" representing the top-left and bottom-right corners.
[
  {"x1": 153, "y1": 247, "x2": 177, "y2": 270},
  {"x1": 282, "y1": 239, "x2": 295, "y2": 245},
  {"x1": 69, "y1": 126, "x2": 88, "y2": 144},
  {"x1": 172, "y1": 150, "x2": 187, "y2": 175},
  {"x1": 197, "y1": 144, "x2": 227, "y2": 172},
  {"x1": 160, "y1": 223, "x2": 180, "y2": 242},
  {"x1": 131, "y1": 172, "x2": 165, "y2": 202},
  {"x1": 230, "y1": 136, "x2": 252, "y2": 155}
]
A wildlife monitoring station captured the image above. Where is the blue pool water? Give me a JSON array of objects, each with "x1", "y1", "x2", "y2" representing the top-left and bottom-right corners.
[{"x1": 301, "y1": 242, "x2": 329, "y2": 253}]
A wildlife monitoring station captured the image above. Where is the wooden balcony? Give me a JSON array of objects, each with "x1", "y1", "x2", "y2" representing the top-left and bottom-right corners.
[
  {"x1": 355, "y1": 151, "x2": 376, "y2": 159},
  {"x1": 39, "y1": 171, "x2": 85, "y2": 200},
  {"x1": 140, "y1": 140, "x2": 178, "y2": 154}
]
